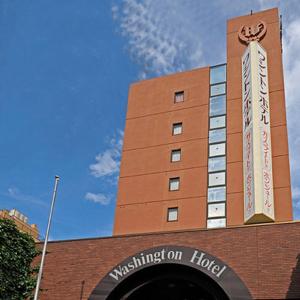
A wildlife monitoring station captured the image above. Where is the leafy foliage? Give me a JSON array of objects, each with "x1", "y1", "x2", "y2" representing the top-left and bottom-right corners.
[{"x1": 0, "y1": 218, "x2": 40, "y2": 300}]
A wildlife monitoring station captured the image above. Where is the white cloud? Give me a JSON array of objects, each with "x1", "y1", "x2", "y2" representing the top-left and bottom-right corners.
[
  {"x1": 89, "y1": 130, "x2": 123, "y2": 178},
  {"x1": 85, "y1": 192, "x2": 111, "y2": 205},
  {"x1": 113, "y1": 0, "x2": 284, "y2": 78},
  {"x1": 6, "y1": 187, "x2": 46, "y2": 207},
  {"x1": 86, "y1": 131, "x2": 123, "y2": 206},
  {"x1": 113, "y1": 0, "x2": 206, "y2": 77}
]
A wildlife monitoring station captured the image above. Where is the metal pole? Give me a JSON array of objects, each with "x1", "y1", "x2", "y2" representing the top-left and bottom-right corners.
[{"x1": 34, "y1": 175, "x2": 60, "y2": 300}]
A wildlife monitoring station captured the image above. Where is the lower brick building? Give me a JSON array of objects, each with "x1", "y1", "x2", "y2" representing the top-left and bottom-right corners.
[
  {"x1": 40, "y1": 222, "x2": 300, "y2": 299},
  {"x1": 0, "y1": 209, "x2": 39, "y2": 241}
]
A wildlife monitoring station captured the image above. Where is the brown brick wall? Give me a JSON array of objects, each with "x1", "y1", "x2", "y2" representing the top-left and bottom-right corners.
[{"x1": 38, "y1": 222, "x2": 300, "y2": 299}]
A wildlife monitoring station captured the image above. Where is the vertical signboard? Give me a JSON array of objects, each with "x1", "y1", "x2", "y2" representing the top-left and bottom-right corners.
[
  {"x1": 242, "y1": 46, "x2": 255, "y2": 221},
  {"x1": 242, "y1": 41, "x2": 274, "y2": 223}
]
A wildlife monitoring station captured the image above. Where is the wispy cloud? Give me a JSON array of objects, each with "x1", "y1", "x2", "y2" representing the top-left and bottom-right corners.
[
  {"x1": 113, "y1": 0, "x2": 206, "y2": 78},
  {"x1": 113, "y1": 0, "x2": 285, "y2": 79},
  {"x1": 6, "y1": 187, "x2": 46, "y2": 207},
  {"x1": 89, "y1": 130, "x2": 123, "y2": 178},
  {"x1": 85, "y1": 192, "x2": 111, "y2": 205},
  {"x1": 86, "y1": 130, "x2": 124, "y2": 205}
]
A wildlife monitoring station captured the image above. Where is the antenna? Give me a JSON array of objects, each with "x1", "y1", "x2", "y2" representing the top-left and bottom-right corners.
[{"x1": 280, "y1": 14, "x2": 283, "y2": 53}]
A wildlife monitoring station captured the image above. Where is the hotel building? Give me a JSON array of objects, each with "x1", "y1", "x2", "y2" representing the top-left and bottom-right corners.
[{"x1": 38, "y1": 8, "x2": 300, "y2": 300}]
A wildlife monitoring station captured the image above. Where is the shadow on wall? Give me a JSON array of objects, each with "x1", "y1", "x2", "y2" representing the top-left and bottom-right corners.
[
  {"x1": 80, "y1": 280, "x2": 85, "y2": 300},
  {"x1": 286, "y1": 254, "x2": 300, "y2": 299}
]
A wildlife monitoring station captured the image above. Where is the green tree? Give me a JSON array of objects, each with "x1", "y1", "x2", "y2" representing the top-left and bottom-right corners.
[{"x1": 0, "y1": 218, "x2": 40, "y2": 300}]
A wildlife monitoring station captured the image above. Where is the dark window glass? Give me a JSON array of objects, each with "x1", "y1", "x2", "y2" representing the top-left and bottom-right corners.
[
  {"x1": 171, "y1": 149, "x2": 181, "y2": 162},
  {"x1": 172, "y1": 122, "x2": 183, "y2": 135},
  {"x1": 169, "y1": 177, "x2": 180, "y2": 191},
  {"x1": 174, "y1": 91, "x2": 184, "y2": 103}
]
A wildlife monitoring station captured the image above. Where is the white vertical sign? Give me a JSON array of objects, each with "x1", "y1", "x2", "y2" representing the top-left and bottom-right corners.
[
  {"x1": 242, "y1": 47, "x2": 255, "y2": 221},
  {"x1": 242, "y1": 41, "x2": 275, "y2": 223}
]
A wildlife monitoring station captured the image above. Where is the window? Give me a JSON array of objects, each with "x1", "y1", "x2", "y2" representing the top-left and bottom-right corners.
[
  {"x1": 208, "y1": 203, "x2": 226, "y2": 218},
  {"x1": 172, "y1": 122, "x2": 183, "y2": 135},
  {"x1": 208, "y1": 64, "x2": 227, "y2": 230},
  {"x1": 210, "y1": 116, "x2": 226, "y2": 129},
  {"x1": 207, "y1": 186, "x2": 226, "y2": 203},
  {"x1": 210, "y1": 64, "x2": 226, "y2": 84},
  {"x1": 169, "y1": 177, "x2": 180, "y2": 191},
  {"x1": 208, "y1": 172, "x2": 226, "y2": 187},
  {"x1": 209, "y1": 128, "x2": 226, "y2": 144},
  {"x1": 209, "y1": 143, "x2": 226, "y2": 157},
  {"x1": 209, "y1": 95, "x2": 226, "y2": 116},
  {"x1": 171, "y1": 149, "x2": 181, "y2": 162},
  {"x1": 207, "y1": 218, "x2": 226, "y2": 229},
  {"x1": 208, "y1": 156, "x2": 226, "y2": 172},
  {"x1": 167, "y1": 207, "x2": 178, "y2": 221},
  {"x1": 210, "y1": 83, "x2": 226, "y2": 96},
  {"x1": 174, "y1": 91, "x2": 184, "y2": 103}
]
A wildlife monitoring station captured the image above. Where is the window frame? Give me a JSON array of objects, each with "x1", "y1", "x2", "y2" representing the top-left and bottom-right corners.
[
  {"x1": 209, "y1": 95, "x2": 226, "y2": 117},
  {"x1": 207, "y1": 203, "x2": 226, "y2": 218},
  {"x1": 208, "y1": 156, "x2": 226, "y2": 172},
  {"x1": 172, "y1": 122, "x2": 183, "y2": 135},
  {"x1": 210, "y1": 82, "x2": 226, "y2": 97},
  {"x1": 207, "y1": 63, "x2": 227, "y2": 230},
  {"x1": 210, "y1": 115, "x2": 226, "y2": 129},
  {"x1": 209, "y1": 143, "x2": 226, "y2": 157},
  {"x1": 170, "y1": 149, "x2": 181, "y2": 162},
  {"x1": 207, "y1": 218, "x2": 226, "y2": 229},
  {"x1": 207, "y1": 186, "x2": 226, "y2": 203},
  {"x1": 169, "y1": 177, "x2": 180, "y2": 191},
  {"x1": 210, "y1": 64, "x2": 227, "y2": 85},
  {"x1": 208, "y1": 171, "x2": 226, "y2": 187},
  {"x1": 167, "y1": 207, "x2": 178, "y2": 222},
  {"x1": 174, "y1": 91, "x2": 184, "y2": 103},
  {"x1": 209, "y1": 128, "x2": 226, "y2": 144}
]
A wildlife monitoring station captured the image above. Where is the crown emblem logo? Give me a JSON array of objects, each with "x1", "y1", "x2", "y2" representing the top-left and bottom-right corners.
[{"x1": 238, "y1": 21, "x2": 267, "y2": 44}]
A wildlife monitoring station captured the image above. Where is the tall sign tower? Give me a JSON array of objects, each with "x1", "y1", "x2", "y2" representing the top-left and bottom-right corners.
[{"x1": 239, "y1": 22, "x2": 275, "y2": 223}]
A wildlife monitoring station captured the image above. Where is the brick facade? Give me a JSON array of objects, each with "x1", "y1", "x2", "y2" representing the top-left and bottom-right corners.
[
  {"x1": 39, "y1": 222, "x2": 300, "y2": 299},
  {"x1": 37, "y1": 8, "x2": 298, "y2": 300}
]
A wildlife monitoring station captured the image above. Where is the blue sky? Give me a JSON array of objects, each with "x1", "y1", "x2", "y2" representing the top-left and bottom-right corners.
[{"x1": 1, "y1": 0, "x2": 300, "y2": 241}]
